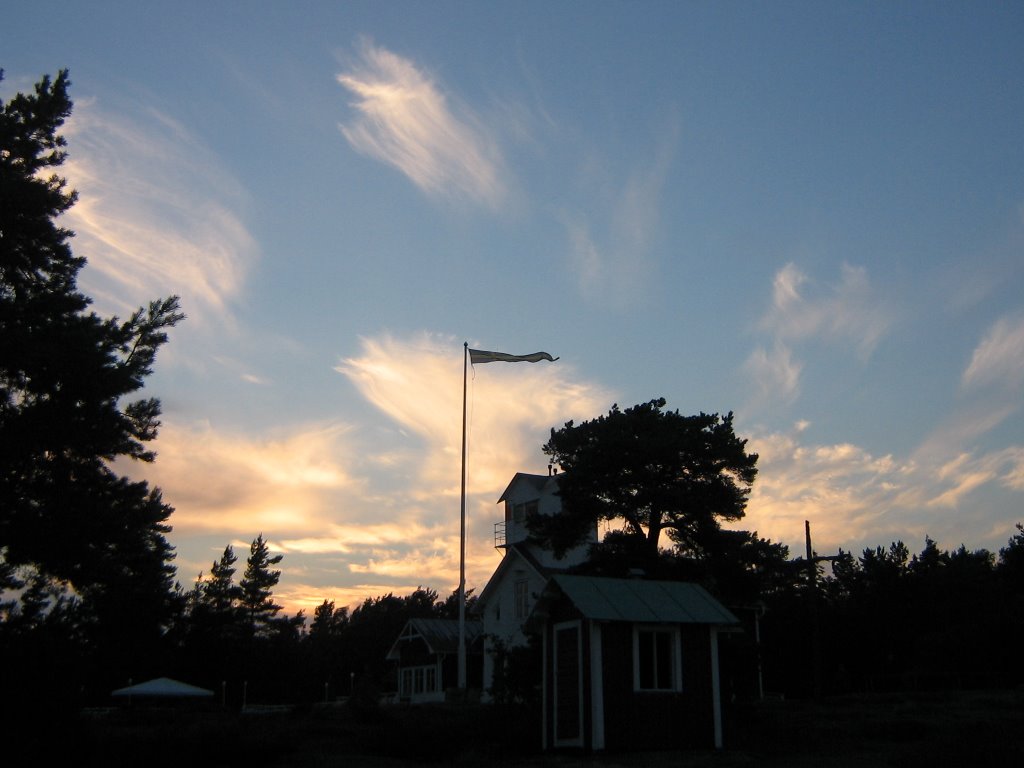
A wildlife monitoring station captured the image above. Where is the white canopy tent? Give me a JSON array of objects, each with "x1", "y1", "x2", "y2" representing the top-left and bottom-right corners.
[{"x1": 111, "y1": 677, "x2": 214, "y2": 699}]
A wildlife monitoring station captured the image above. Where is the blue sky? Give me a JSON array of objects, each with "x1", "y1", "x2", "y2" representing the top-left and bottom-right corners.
[{"x1": 4, "y1": 1, "x2": 1023, "y2": 614}]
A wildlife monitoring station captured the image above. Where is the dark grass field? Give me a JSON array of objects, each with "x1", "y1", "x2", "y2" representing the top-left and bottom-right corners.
[{"x1": 28, "y1": 688, "x2": 1024, "y2": 767}]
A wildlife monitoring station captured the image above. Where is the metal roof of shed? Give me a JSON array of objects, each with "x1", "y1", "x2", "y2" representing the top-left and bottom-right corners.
[{"x1": 541, "y1": 574, "x2": 739, "y2": 626}]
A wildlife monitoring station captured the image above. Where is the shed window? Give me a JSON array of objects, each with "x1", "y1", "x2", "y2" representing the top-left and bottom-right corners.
[{"x1": 634, "y1": 627, "x2": 681, "y2": 691}]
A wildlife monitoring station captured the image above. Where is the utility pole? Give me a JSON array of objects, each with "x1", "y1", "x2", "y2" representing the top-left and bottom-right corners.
[{"x1": 804, "y1": 520, "x2": 838, "y2": 698}]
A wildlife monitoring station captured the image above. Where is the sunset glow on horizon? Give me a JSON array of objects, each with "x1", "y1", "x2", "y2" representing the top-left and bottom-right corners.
[{"x1": 4, "y1": 2, "x2": 1022, "y2": 615}]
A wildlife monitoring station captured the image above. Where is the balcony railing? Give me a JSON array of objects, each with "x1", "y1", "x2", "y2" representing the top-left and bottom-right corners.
[{"x1": 494, "y1": 520, "x2": 506, "y2": 549}]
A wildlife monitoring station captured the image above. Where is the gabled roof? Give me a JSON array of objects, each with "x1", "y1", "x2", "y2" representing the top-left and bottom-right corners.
[
  {"x1": 477, "y1": 542, "x2": 558, "y2": 608},
  {"x1": 111, "y1": 677, "x2": 214, "y2": 698},
  {"x1": 386, "y1": 618, "x2": 484, "y2": 660},
  {"x1": 529, "y1": 575, "x2": 740, "y2": 627},
  {"x1": 497, "y1": 472, "x2": 560, "y2": 503}
]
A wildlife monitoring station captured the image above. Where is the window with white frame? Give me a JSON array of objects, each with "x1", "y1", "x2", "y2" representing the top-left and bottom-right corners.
[
  {"x1": 633, "y1": 626, "x2": 681, "y2": 691},
  {"x1": 401, "y1": 665, "x2": 438, "y2": 696}
]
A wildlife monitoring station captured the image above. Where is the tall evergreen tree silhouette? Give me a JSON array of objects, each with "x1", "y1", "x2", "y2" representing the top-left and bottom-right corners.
[
  {"x1": 240, "y1": 534, "x2": 283, "y2": 638},
  {"x1": 0, "y1": 70, "x2": 184, "y2": 693}
]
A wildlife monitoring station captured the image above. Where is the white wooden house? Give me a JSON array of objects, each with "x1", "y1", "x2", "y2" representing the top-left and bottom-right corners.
[
  {"x1": 385, "y1": 467, "x2": 741, "y2": 751},
  {"x1": 477, "y1": 471, "x2": 596, "y2": 699},
  {"x1": 386, "y1": 617, "x2": 484, "y2": 703}
]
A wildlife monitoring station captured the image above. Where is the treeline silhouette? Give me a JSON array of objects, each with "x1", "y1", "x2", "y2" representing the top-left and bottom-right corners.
[
  {"x1": 5, "y1": 524, "x2": 1022, "y2": 716},
  {"x1": 738, "y1": 525, "x2": 1024, "y2": 699},
  {"x1": 172, "y1": 537, "x2": 479, "y2": 710},
  {"x1": 1, "y1": 531, "x2": 481, "y2": 712}
]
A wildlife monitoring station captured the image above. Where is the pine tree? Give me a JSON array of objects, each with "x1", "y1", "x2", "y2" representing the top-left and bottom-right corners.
[
  {"x1": 531, "y1": 398, "x2": 758, "y2": 559},
  {"x1": 0, "y1": 70, "x2": 184, "y2": 683},
  {"x1": 239, "y1": 534, "x2": 283, "y2": 637},
  {"x1": 205, "y1": 545, "x2": 242, "y2": 616},
  {"x1": 183, "y1": 545, "x2": 244, "y2": 645},
  {"x1": 310, "y1": 600, "x2": 349, "y2": 638}
]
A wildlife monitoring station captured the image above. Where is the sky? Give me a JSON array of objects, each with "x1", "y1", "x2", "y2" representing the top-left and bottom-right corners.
[{"x1": 3, "y1": 1, "x2": 1023, "y2": 616}]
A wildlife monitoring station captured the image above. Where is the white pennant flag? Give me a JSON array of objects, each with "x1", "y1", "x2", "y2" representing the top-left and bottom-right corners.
[{"x1": 468, "y1": 349, "x2": 558, "y2": 364}]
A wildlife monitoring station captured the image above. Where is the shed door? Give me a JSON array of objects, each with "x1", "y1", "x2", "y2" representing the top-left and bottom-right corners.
[{"x1": 554, "y1": 621, "x2": 582, "y2": 746}]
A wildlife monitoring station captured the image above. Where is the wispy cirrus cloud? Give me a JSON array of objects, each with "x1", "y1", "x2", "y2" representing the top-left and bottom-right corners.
[
  {"x1": 744, "y1": 262, "x2": 892, "y2": 410},
  {"x1": 760, "y1": 262, "x2": 890, "y2": 355},
  {"x1": 885, "y1": 312, "x2": 1024, "y2": 516},
  {"x1": 337, "y1": 41, "x2": 507, "y2": 210},
  {"x1": 338, "y1": 332, "x2": 613, "y2": 496},
  {"x1": 1003, "y1": 448, "x2": 1024, "y2": 491},
  {"x1": 962, "y1": 313, "x2": 1024, "y2": 392},
  {"x1": 62, "y1": 99, "x2": 258, "y2": 326},
  {"x1": 563, "y1": 126, "x2": 676, "y2": 309},
  {"x1": 743, "y1": 340, "x2": 803, "y2": 405}
]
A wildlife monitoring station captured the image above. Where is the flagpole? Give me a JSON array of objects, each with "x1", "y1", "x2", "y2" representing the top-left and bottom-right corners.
[
  {"x1": 458, "y1": 341, "x2": 468, "y2": 691},
  {"x1": 456, "y1": 344, "x2": 555, "y2": 695}
]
